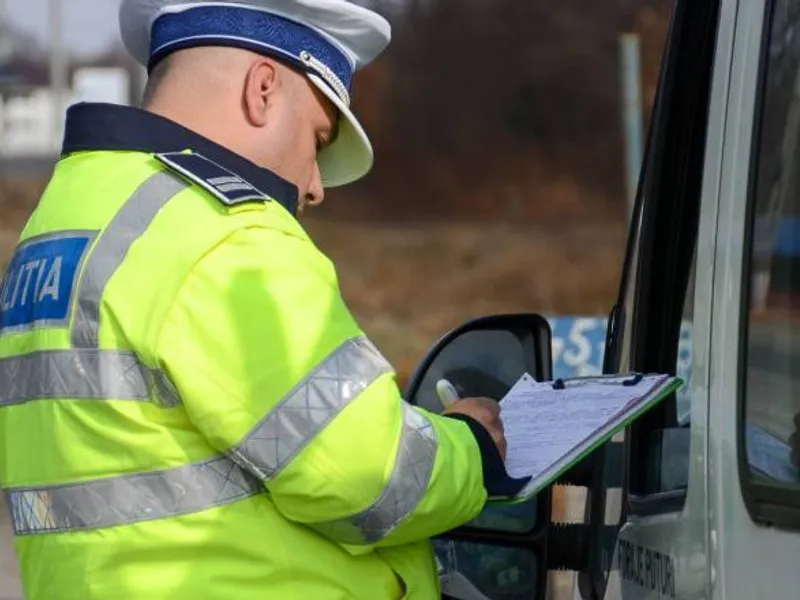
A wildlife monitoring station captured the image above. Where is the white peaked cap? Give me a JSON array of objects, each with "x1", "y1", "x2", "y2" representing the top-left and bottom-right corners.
[{"x1": 119, "y1": 0, "x2": 392, "y2": 187}]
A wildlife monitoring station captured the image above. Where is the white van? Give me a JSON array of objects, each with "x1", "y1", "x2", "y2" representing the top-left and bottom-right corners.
[{"x1": 404, "y1": 0, "x2": 800, "y2": 598}]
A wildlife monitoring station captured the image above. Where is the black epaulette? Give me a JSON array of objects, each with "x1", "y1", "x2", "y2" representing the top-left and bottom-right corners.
[{"x1": 155, "y1": 152, "x2": 270, "y2": 206}]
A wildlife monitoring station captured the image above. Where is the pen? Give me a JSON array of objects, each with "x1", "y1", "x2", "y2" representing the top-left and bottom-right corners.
[{"x1": 436, "y1": 378, "x2": 461, "y2": 409}]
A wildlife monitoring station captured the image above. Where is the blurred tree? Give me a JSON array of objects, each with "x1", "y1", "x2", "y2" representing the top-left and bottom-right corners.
[{"x1": 0, "y1": 0, "x2": 672, "y2": 226}]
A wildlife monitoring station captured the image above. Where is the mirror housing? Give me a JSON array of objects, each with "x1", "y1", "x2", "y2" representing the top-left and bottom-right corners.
[{"x1": 404, "y1": 314, "x2": 555, "y2": 600}]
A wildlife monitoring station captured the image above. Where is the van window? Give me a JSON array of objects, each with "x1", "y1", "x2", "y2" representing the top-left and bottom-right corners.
[
  {"x1": 639, "y1": 248, "x2": 695, "y2": 496},
  {"x1": 739, "y1": 0, "x2": 800, "y2": 525}
]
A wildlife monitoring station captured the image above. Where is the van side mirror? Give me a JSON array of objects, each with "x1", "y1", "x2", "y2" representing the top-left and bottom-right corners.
[{"x1": 404, "y1": 314, "x2": 555, "y2": 600}]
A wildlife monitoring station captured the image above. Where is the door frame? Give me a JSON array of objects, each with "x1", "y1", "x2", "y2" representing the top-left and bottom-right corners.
[{"x1": 578, "y1": 0, "x2": 731, "y2": 597}]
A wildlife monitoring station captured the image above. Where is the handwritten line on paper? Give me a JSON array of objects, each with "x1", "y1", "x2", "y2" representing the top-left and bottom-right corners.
[{"x1": 496, "y1": 373, "x2": 673, "y2": 497}]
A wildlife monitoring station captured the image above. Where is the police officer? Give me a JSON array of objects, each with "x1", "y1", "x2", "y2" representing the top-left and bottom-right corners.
[{"x1": 0, "y1": 1, "x2": 527, "y2": 598}]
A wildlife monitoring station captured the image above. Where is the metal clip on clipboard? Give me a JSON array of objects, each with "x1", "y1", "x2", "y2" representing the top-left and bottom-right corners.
[{"x1": 551, "y1": 372, "x2": 645, "y2": 390}]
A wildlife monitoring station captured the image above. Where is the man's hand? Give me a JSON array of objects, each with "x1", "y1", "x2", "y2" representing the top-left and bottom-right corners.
[{"x1": 443, "y1": 398, "x2": 506, "y2": 459}]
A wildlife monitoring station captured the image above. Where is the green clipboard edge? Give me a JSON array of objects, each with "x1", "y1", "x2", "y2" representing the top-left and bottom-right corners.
[{"x1": 488, "y1": 375, "x2": 685, "y2": 505}]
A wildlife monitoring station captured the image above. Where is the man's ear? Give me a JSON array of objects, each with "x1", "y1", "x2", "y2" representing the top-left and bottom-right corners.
[{"x1": 243, "y1": 58, "x2": 279, "y2": 127}]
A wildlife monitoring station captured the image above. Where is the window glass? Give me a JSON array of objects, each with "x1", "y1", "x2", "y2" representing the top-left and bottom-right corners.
[
  {"x1": 637, "y1": 251, "x2": 696, "y2": 496},
  {"x1": 741, "y1": 0, "x2": 800, "y2": 493}
]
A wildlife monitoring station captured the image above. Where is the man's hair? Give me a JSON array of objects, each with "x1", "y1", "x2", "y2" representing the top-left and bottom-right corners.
[
  {"x1": 140, "y1": 48, "x2": 297, "y2": 109},
  {"x1": 141, "y1": 56, "x2": 174, "y2": 107}
]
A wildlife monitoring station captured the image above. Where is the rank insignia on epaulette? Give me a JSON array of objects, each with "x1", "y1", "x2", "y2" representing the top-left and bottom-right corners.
[{"x1": 155, "y1": 152, "x2": 270, "y2": 206}]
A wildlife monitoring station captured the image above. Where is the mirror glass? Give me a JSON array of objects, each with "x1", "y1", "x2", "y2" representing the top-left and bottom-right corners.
[
  {"x1": 411, "y1": 329, "x2": 527, "y2": 413},
  {"x1": 437, "y1": 540, "x2": 539, "y2": 600}
]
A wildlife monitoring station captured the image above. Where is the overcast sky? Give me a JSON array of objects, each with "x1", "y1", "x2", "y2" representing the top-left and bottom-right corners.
[
  {"x1": 5, "y1": 0, "x2": 123, "y2": 57},
  {"x1": 2, "y1": 0, "x2": 404, "y2": 58}
]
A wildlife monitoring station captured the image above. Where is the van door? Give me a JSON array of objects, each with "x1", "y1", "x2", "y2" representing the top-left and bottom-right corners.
[{"x1": 582, "y1": 0, "x2": 800, "y2": 598}]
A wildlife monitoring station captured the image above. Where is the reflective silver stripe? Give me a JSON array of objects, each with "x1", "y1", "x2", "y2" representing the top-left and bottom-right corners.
[
  {"x1": 2, "y1": 337, "x2": 415, "y2": 536},
  {"x1": 230, "y1": 336, "x2": 392, "y2": 480},
  {"x1": 8, "y1": 456, "x2": 262, "y2": 535},
  {"x1": 228, "y1": 335, "x2": 436, "y2": 545},
  {"x1": 0, "y1": 349, "x2": 151, "y2": 406},
  {"x1": 71, "y1": 171, "x2": 188, "y2": 349},
  {"x1": 308, "y1": 403, "x2": 438, "y2": 545},
  {"x1": 151, "y1": 369, "x2": 182, "y2": 407}
]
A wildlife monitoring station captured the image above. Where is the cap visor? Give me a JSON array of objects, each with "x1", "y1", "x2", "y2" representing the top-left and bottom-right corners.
[{"x1": 307, "y1": 73, "x2": 373, "y2": 188}]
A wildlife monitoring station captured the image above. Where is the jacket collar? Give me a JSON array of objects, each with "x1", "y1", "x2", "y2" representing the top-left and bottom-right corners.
[{"x1": 62, "y1": 102, "x2": 299, "y2": 216}]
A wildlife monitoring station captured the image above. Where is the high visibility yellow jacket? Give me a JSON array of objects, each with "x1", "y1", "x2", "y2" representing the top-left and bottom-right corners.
[{"x1": 0, "y1": 104, "x2": 498, "y2": 599}]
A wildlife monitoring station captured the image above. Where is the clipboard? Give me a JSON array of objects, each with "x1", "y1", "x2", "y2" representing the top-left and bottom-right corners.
[{"x1": 489, "y1": 372, "x2": 684, "y2": 502}]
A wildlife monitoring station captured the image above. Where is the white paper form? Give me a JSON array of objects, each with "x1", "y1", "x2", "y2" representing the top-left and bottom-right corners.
[{"x1": 497, "y1": 373, "x2": 673, "y2": 497}]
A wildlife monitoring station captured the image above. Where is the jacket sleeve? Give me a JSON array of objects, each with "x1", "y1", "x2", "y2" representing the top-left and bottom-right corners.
[{"x1": 156, "y1": 224, "x2": 492, "y2": 548}]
